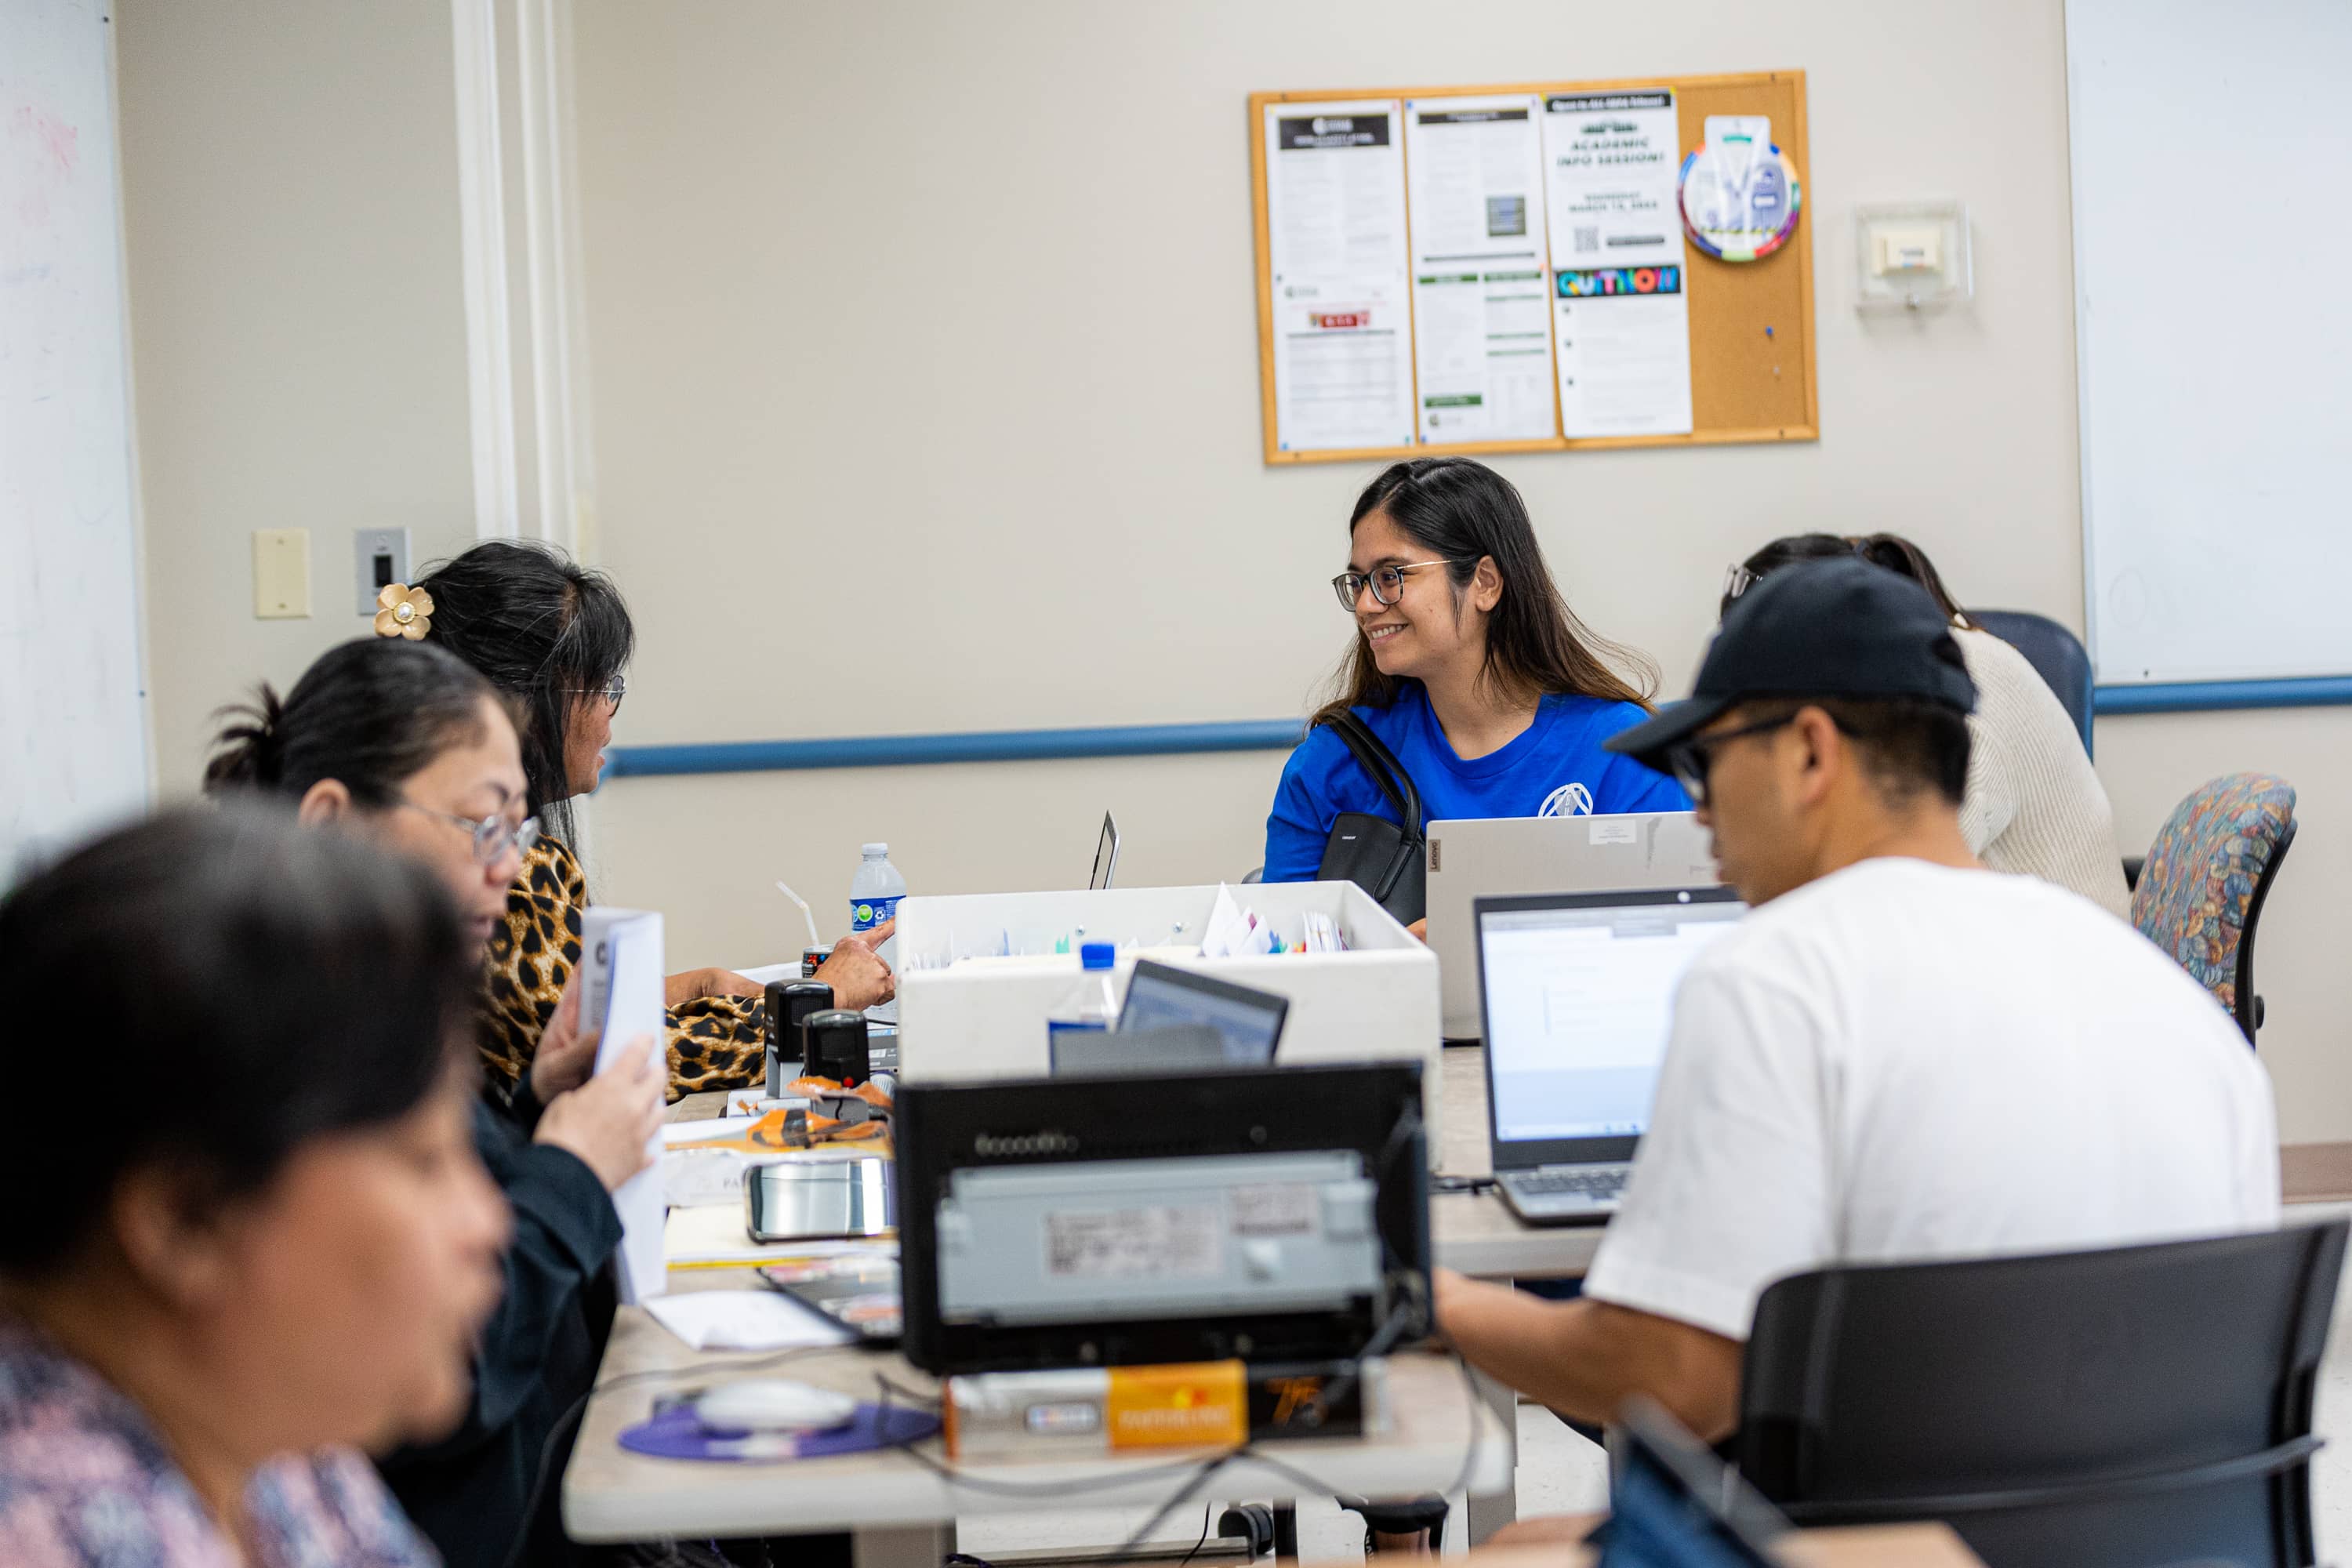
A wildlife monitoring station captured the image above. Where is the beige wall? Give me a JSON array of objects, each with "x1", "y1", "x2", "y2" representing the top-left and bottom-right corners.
[
  {"x1": 113, "y1": 1, "x2": 2352, "y2": 1136},
  {"x1": 568, "y1": 0, "x2": 2352, "y2": 1135},
  {"x1": 116, "y1": 0, "x2": 479, "y2": 791}
]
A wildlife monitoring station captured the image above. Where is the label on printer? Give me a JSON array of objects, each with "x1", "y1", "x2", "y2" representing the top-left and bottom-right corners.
[
  {"x1": 1229, "y1": 1182, "x2": 1319, "y2": 1237},
  {"x1": 1046, "y1": 1205, "x2": 1221, "y2": 1279}
]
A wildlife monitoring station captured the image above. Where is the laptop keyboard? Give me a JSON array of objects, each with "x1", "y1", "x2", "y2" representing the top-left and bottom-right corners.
[{"x1": 1512, "y1": 1168, "x2": 1628, "y2": 1198}]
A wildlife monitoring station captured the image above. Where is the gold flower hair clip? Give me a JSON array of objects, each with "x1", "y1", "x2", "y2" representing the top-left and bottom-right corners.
[{"x1": 373, "y1": 583, "x2": 434, "y2": 641}]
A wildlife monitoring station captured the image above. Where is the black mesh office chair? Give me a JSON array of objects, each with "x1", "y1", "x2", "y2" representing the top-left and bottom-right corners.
[
  {"x1": 1969, "y1": 609, "x2": 2095, "y2": 757},
  {"x1": 1735, "y1": 1221, "x2": 2347, "y2": 1568}
]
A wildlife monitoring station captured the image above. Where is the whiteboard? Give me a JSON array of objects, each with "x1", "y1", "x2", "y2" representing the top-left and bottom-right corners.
[
  {"x1": 0, "y1": 0, "x2": 149, "y2": 873},
  {"x1": 2067, "y1": 0, "x2": 2352, "y2": 688}
]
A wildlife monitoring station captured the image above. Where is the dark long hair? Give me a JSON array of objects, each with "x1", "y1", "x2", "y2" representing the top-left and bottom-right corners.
[
  {"x1": 1726, "y1": 533, "x2": 1969, "y2": 626},
  {"x1": 0, "y1": 804, "x2": 474, "y2": 1275},
  {"x1": 412, "y1": 541, "x2": 634, "y2": 844},
  {"x1": 204, "y1": 639, "x2": 501, "y2": 807},
  {"x1": 1312, "y1": 458, "x2": 1657, "y2": 728}
]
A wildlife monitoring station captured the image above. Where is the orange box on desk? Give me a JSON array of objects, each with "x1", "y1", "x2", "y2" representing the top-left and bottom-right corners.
[{"x1": 1105, "y1": 1362, "x2": 1247, "y2": 1450}]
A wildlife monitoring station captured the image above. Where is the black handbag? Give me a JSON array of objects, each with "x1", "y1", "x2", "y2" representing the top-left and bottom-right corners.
[{"x1": 1313, "y1": 710, "x2": 1428, "y2": 925}]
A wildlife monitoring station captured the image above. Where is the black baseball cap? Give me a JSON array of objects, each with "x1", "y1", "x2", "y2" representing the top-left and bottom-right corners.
[{"x1": 1605, "y1": 557, "x2": 1977, "y2": 775}]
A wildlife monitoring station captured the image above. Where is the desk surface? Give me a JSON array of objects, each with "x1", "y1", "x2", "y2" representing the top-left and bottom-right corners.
[
  {"x1": 671, "y1": 1045, "x2": 1599, "y2": 1283},
  {"x1": 564, "y1": 1287, "x2": 1512, "y2": 1542},
  {"x1": 1429, "y1": 1047, "x2": 1600, "y2": 1282},
  {"x1": 1472, "y1": 1525, "x2": 1984, "y2": 1568}
]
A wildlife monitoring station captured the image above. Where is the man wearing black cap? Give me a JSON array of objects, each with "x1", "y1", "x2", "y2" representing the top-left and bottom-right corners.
[{"x1": 1435, "y1": 559, "x2": 2277, "y2": 1456}]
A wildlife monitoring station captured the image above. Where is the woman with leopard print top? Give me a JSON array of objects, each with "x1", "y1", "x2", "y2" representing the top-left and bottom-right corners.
[{"x1": 416, "y1": 541, "x2": 895, "y2": 1100}]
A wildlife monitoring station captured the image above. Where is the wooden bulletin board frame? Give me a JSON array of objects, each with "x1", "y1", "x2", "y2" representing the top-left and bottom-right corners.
[{"x1": 1249, "y1": 71, "x2": 1817, "y2": 465}]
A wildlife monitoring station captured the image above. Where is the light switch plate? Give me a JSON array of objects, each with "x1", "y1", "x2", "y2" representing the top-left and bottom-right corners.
[
  {"x1": 355, "y1": 527, "x2": 412, "y2": 614},
  {"x1": 252, "y1": 528, "x2": 312, "y2": 619}
]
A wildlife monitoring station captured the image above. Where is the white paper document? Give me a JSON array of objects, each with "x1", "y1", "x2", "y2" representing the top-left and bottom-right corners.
[
  {"x1": 644, "y1": 1290, "x2": 853, "y2": 1352},
  {"x1": 1404, "y1": 96, "x2": 1555, "y2": 443},
  {"x1": 1541, "y1": 90, "x2": 1693, "y2": 437},
  {"x1": 584, "y1": 906, "x2": 668, "y2": 1304},
  {"x1": 1265, "y1": 100, "x2": 1416, "y2": 451},
  {"x1": 1553, "y1": 273, "x2": 1693, "y2": 438},
  {"x1": 1541, "y1": 91, "x2": 1684, "y2": 270}
]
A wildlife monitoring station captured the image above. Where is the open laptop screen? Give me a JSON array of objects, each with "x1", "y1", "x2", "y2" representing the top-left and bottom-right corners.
[
  {"x1": 1476, "y1": 887, "x2": 1745, "y2": 1163},
  {"x1": 1116, "y1": 959, "x2": 1287, "y2": 1066}
]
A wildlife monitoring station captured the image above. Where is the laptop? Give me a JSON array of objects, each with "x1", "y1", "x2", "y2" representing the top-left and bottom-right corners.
[
  {"x1": 1475, "y1": 887, "x2": 1746, "y2": 1225},
  {"x1": 1116, "y1": 959, "x2": 1287, "y2": 1065},
  {"x1": 1606, "y1": 1399, "x2": 1789, "y2": 1566},
  {"x1": 1050, "y1": 1023, "x2": 1226, "y2": 1076},
  {"x1": 1089, "y1": 811, "x2": 1120, "y2": 890},
  {"x1": 1428, "y1": 811, "x2": 1719, "y2": 1040}
]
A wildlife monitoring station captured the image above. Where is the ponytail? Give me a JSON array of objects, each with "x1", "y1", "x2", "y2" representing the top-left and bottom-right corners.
[
  {"x1": 202, "y1": 640, "x2": 499, "y2": 808},
  {"x1": 201, "y1": 686, "x2": 289, "y2": 791}
]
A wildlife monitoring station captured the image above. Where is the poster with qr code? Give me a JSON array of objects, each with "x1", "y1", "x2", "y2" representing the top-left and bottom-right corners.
[
  {"x1": 1541, "y1": 90, "x2": 1683, "y2": 270},
  {"x1": 1403, "y1": 93, "x2": 1555, "y2": 444},
  {"x1": 1541, "y1": 89, "x2": 1692, "y2": 437}
]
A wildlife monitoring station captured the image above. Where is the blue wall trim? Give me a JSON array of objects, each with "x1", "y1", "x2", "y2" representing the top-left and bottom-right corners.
[
  {"x1": 2093, "y1": 676, "x2": 2352, "y2": 717},
  {"x1": 604, "y1": 679, "x2": 2352, "y2": 779},
  {"x1": 602, "y1": 718, "x2": 1308, "y2": 778}
]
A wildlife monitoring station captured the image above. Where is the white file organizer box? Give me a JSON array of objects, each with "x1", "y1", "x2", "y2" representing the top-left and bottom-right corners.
[{"x1": 892, "y1": 881, "x2": 1443, "y2": 1164}]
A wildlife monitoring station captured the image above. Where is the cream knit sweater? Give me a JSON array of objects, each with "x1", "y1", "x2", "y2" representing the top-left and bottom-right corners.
[{"x1": 1953, "y1": 626, "x2": 2132, "y2": 920}]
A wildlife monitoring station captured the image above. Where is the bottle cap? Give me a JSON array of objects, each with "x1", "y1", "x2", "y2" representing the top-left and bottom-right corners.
[
  {"x1": 862, "y1": 842, "x2": 888, "y2": 857},
  {"x1": 1080, "y1": 942, "x2": 1116, "y2": 970}
]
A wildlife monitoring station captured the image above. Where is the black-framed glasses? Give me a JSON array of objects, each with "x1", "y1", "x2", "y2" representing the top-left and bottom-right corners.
[
  {"x1": 1330, "y1": 559, "x2": 1468, "y2": 612},
  {"x1": 569, "y1": 675, "x2": 626, "y2": 714},
  {"x1": 1663, "y1": 713, "x2": 1805, "y2": 805},
  {"x1": 399, "y1": 801, "x2": 543, "y2": 865}
]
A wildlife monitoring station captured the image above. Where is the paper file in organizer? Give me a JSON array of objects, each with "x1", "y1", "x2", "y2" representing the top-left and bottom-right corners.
[{"x1": 578, "y1": 907, "x2": 667, "y2": 1302}]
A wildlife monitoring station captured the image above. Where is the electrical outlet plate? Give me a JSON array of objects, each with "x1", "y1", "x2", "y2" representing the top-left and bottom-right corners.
[{"x1": 354, "y1": 527, "x2": 412, "y2": 615}]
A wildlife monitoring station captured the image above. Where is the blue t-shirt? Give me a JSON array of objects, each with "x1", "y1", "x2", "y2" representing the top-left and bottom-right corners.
[{"x1": 1261, "y1": 684, "x2": 1690, "y2": 883}]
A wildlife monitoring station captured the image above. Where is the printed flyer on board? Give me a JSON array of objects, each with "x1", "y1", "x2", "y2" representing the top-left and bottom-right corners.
[{"x1": 1541, "y1": 91, "x2": 1693, "y2": 436}]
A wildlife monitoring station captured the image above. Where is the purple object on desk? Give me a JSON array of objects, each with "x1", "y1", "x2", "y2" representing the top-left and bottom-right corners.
[{"x1": 620, "y1": 1402, "x2": 939, "y2": 1463}]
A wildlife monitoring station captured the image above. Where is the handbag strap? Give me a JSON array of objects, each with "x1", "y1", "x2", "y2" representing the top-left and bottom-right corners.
[{"x1": 1321, "y1": 710, "x2": 1426, "y2": 841}]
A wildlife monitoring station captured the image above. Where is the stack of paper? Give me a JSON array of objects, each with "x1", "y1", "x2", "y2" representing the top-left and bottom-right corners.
[
  {"x1": 581, "y1": 906, "x2": 668, "y2": 1303},
  {"x1": 644, "y1": 1290, "x2": 852, "y2": 1351}
]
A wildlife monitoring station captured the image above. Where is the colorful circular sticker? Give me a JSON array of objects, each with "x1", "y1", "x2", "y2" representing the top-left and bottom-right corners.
[{"x1": 1678, "y1": 137, "x2": 1802, "y2": 263}]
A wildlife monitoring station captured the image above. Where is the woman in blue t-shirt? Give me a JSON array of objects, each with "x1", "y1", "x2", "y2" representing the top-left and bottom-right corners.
[{"x1": 1263, "y1": 458, "x2": 1689, "y2": 903}]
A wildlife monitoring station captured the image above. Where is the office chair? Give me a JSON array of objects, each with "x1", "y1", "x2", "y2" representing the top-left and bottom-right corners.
[
  {"x1": 1736, "y1": 1221, "x2": 2347, "y2": 1568},
  {"x1": 2132, "y1": 772, "x2": 2297, "y2": 1044},
  {"x1": 1967, "y1": 610, "x2": 2095, "y2": 757}
]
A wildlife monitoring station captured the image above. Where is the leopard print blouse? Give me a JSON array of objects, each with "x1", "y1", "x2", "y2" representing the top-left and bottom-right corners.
[{"x1": 478, "y1": 834, "x2": 768, "y2": 1102}]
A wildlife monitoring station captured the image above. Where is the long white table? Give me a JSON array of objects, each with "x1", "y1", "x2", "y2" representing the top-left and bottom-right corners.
[
  {"x1": 564, "y1": 1042, "x2": 1577, "y2": 1559},
  {"x1": 564, "y1": 1279, "x2": 1511, "y2": 1563}
]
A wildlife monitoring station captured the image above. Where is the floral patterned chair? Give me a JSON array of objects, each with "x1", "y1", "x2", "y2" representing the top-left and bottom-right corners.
[{"x1": 2131, "y1": 773, "x2": 2297, "y2": 1044}]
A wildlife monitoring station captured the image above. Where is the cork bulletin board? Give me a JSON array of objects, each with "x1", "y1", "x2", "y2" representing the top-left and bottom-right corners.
[{"x1": 1250, "y1": 71, "x2": 1817, "y2": 463}]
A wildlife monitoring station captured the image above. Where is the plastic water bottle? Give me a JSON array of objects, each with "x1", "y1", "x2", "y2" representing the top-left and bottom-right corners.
[
  {"x1": 850, "y1": 843, "x2": 906, "y2": 1024},
  {"x1": 1047, "y1": 942, "x2": 1120, "y2": 1046}
]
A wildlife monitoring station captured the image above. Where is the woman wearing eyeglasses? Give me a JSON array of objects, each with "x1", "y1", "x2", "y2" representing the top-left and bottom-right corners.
[
  {"x1": 411, "y1": 541, "x2": 894, "y2": 1099},
  {"x1": 1724, "y1": 533, "x2": 2130, "y2": 920},
  {"x1": 206, "y1": 637, "x2": 663, "y2": 1568},
  {"x1": 1264, "y1": 458, "x2": 1687, "y2": 912}
]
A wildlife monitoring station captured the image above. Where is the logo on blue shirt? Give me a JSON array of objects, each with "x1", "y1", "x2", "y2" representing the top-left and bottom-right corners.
[{"x1": 1539, "y1": 782, "x2": 1596, "y2": 818}]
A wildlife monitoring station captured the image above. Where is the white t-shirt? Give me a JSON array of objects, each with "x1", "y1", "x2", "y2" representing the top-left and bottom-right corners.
[{"x1": 1582, "y1": 858, "x2": 2279, "y2": 1341}]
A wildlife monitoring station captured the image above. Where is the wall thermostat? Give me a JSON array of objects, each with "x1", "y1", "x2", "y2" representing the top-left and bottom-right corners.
[{"x1": 1854, "y1": 201, "x2": 1972, "y2": 313}]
